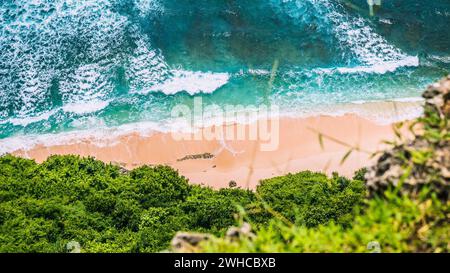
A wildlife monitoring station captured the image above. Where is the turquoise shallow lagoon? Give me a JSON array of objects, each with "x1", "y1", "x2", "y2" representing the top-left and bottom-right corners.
[{"x1": 0, "y1": 0, "x2": 449, "y2": 151}]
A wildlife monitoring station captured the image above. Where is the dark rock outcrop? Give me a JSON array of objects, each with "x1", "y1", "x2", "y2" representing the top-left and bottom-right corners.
[
  {"x1": 177, "y1": 153, "x2": 215, "y2": 162},
  {"x1": 170, "y1": 222, "x2": 255, "y2": 252},
  {"x1": 365, "y1": 76, "x2": 449, "y2": 200},
  {"x1": 225, "y1": 222, "x2": 256, "y2": 241}
]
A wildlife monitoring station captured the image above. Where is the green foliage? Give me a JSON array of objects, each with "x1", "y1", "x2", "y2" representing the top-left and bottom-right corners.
[
  {"x1": 0, "y1": 155, "x2": 212, "y2": 253},
  {"x1": 129, "y1": 165, "x2": 190, "y2": 208},
  {"x1": 365, "y1": 86, "x2": 449, "y2": 200},
  {"x1": 199, "y1": 83, "x2": 450, "y2": 253},
  {"x1": 181, "y1": 186, "x2": 256, "y2": 234},
  {"x1": 134, "y1": 207, "x2": 187, "y2": 252},
  {"x1": 0, "y1": 154, "x2": 365, "y2": 253},
  {"x1": 352, "y1": 168, "x2": 368, "y2": 182},
  {"x1": 200, "y1": 187, "x2": 449, "y2": 253},
  {"x1": 256, "y1": 171, "x2": 366, "y2": 227}
]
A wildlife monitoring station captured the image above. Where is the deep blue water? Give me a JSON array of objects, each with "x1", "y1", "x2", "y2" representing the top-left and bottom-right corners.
[{"x1": 0, "y1": 0, "x2": 449, "y2": 149}]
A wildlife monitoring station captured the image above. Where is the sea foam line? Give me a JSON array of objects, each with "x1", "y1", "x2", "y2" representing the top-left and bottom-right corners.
[
  {"x1": 1, "y1": 99, "x2": 111, "y2": 127},
  {"x1": 0, "y1": 120, "x2": 165, "y2": 156},
  {"x1": 62, "y1": 100, "x2": 110, "y2": 115},
  {"x1": 145, "y1": 70, "x2": 230, "y2": 95},
  {"x1": 0, "y1": 98, "x2": 424, "y2": 156},
  {"x1": 334, "y1": 56, "x2": 419, "y2": 74}
]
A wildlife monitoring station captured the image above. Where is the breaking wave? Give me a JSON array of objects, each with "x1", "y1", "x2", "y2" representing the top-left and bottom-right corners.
[{"x1": 0, "y1": 0, "x2": 448, "y2": 142}]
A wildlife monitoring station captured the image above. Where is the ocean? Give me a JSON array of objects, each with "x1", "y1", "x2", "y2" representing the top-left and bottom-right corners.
[{"x1": 0, "y1": 0, "x2": 449, "y2": 153}]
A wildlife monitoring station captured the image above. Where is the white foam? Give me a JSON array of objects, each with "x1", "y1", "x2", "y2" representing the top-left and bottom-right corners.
[
  {"x1": 308, "y1": 0, "x2": 415, "y2": 67},
  {"x1": 63, "y1": 100, "x2": 110, "y2": 114},
  {"x1": 69, "y1": 116, "x2": 106, "y2": 129},
  {"x1": 280, "y1": 99, "x2": 424, "y2": 125},
  {"x1": 428, "y1": 54, "x2": 450, "y2": 64},
  {"x1": 306, "y1": 56, "x2": 418, "y2": 77},
  {"x1": 147, "y1": 70, "x2": 230, "y2": 95},
  {"x1": 0, "y1": 120, "x2": 165, "y2": 155},
  {"x1": 0, "y1": 0, "x2": 169, "y2": 118},
  {"x1": 7, "y1": 109, "x2": 58, "y2": 126},
  {"x1": 379, "y1": 18, "x2": 393, "y2": 25},
  {"x1": 134, "y1": 0, "x2": 164, "y2": 17},
  {"x1": 248, "y1": 69, "x2": 271, "y2": 75},
  {"x1": 334, "y1": 56, "x2": 419, "y2": 74},
  {"x1": 0, "y1": 98, "x2": 425, "y2": 156},
  {"x1": 2, "y1": 97, "x2": 113, "y2": 126},
  {"x1": 390, "y1": 97, "x2": 425, "y2": 103},
  {"x1": 349, "y1": 97, "x2": 424, "y2": 105},
  {"x1": 125, "y1": 34, "x2": 171, "y2": 93}
]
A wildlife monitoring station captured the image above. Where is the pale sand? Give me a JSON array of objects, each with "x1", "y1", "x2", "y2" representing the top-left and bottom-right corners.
[{"x1": 12, "y1": 113, "x2": 402, "y2": 189}]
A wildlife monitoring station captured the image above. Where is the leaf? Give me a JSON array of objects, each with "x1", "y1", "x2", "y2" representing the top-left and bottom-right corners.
[
  {"x1": 318, "y1": 134, "x2": 324, "y2": 150},
  {"x1": 382, "y1": 140, "x2": 397, "y2": 146},
  {"x1": 392, "y1": 123, "x2": 402, "y2": 140},
  {"x1": 340, "y1": 149, "x2": 353, "y2": 165}
]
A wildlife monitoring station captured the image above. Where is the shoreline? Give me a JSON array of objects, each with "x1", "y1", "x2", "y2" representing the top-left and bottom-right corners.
[
  {"x1": 0, "y1": 99, "x2": 422, "y2": 150},
  {"x1": 9, "y1": 110, "x2": 406, "y2": 189}
]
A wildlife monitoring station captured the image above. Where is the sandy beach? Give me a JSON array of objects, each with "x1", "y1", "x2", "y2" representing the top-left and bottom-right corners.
[{"x1": 10, "y1": 107, "x2": 409, "y2": 189}]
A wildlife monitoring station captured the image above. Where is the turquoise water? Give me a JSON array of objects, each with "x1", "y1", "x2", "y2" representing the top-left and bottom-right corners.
[{"x1": 0, "y1": 0, "x2": 449, "y2": 149}]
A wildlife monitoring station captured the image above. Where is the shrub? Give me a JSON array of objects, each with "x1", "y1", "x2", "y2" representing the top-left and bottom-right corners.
[
  {"x1": 0, "y1": 155, "x2": 254, "y2": 252},
  {"x1": 129, "y1": 165, "x2": 190, "y2": 208},
  {"x1": 256, "y1": 171, "x2": 366, "y2": 227},
  {"x1": 180, "y1": 186, "x2": 255, "y2": 234},
  {"x1": 200, "y1": 187, "x2": 449, "y2": 253},
  {"x1": 0, "y1": 154, "x2": 366, "y2": 252}
]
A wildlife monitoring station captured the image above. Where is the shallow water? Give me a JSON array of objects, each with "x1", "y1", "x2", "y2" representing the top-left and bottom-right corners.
[{"x1": 0, "y1": 0, "x2": 449, "y2": 146}]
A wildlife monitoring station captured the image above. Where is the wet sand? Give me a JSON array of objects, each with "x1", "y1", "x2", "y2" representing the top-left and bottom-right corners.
[{"x1": 12, "y1": 113, "x2": 401, "y2": 189}]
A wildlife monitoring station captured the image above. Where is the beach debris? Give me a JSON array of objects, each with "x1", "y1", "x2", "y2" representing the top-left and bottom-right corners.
[
  {"x1": 365, "y1": 76, "x2": 450, "y2": 200},
  {"x1": 177, "y1": 153, "x2": 215, "y2": 162}
]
